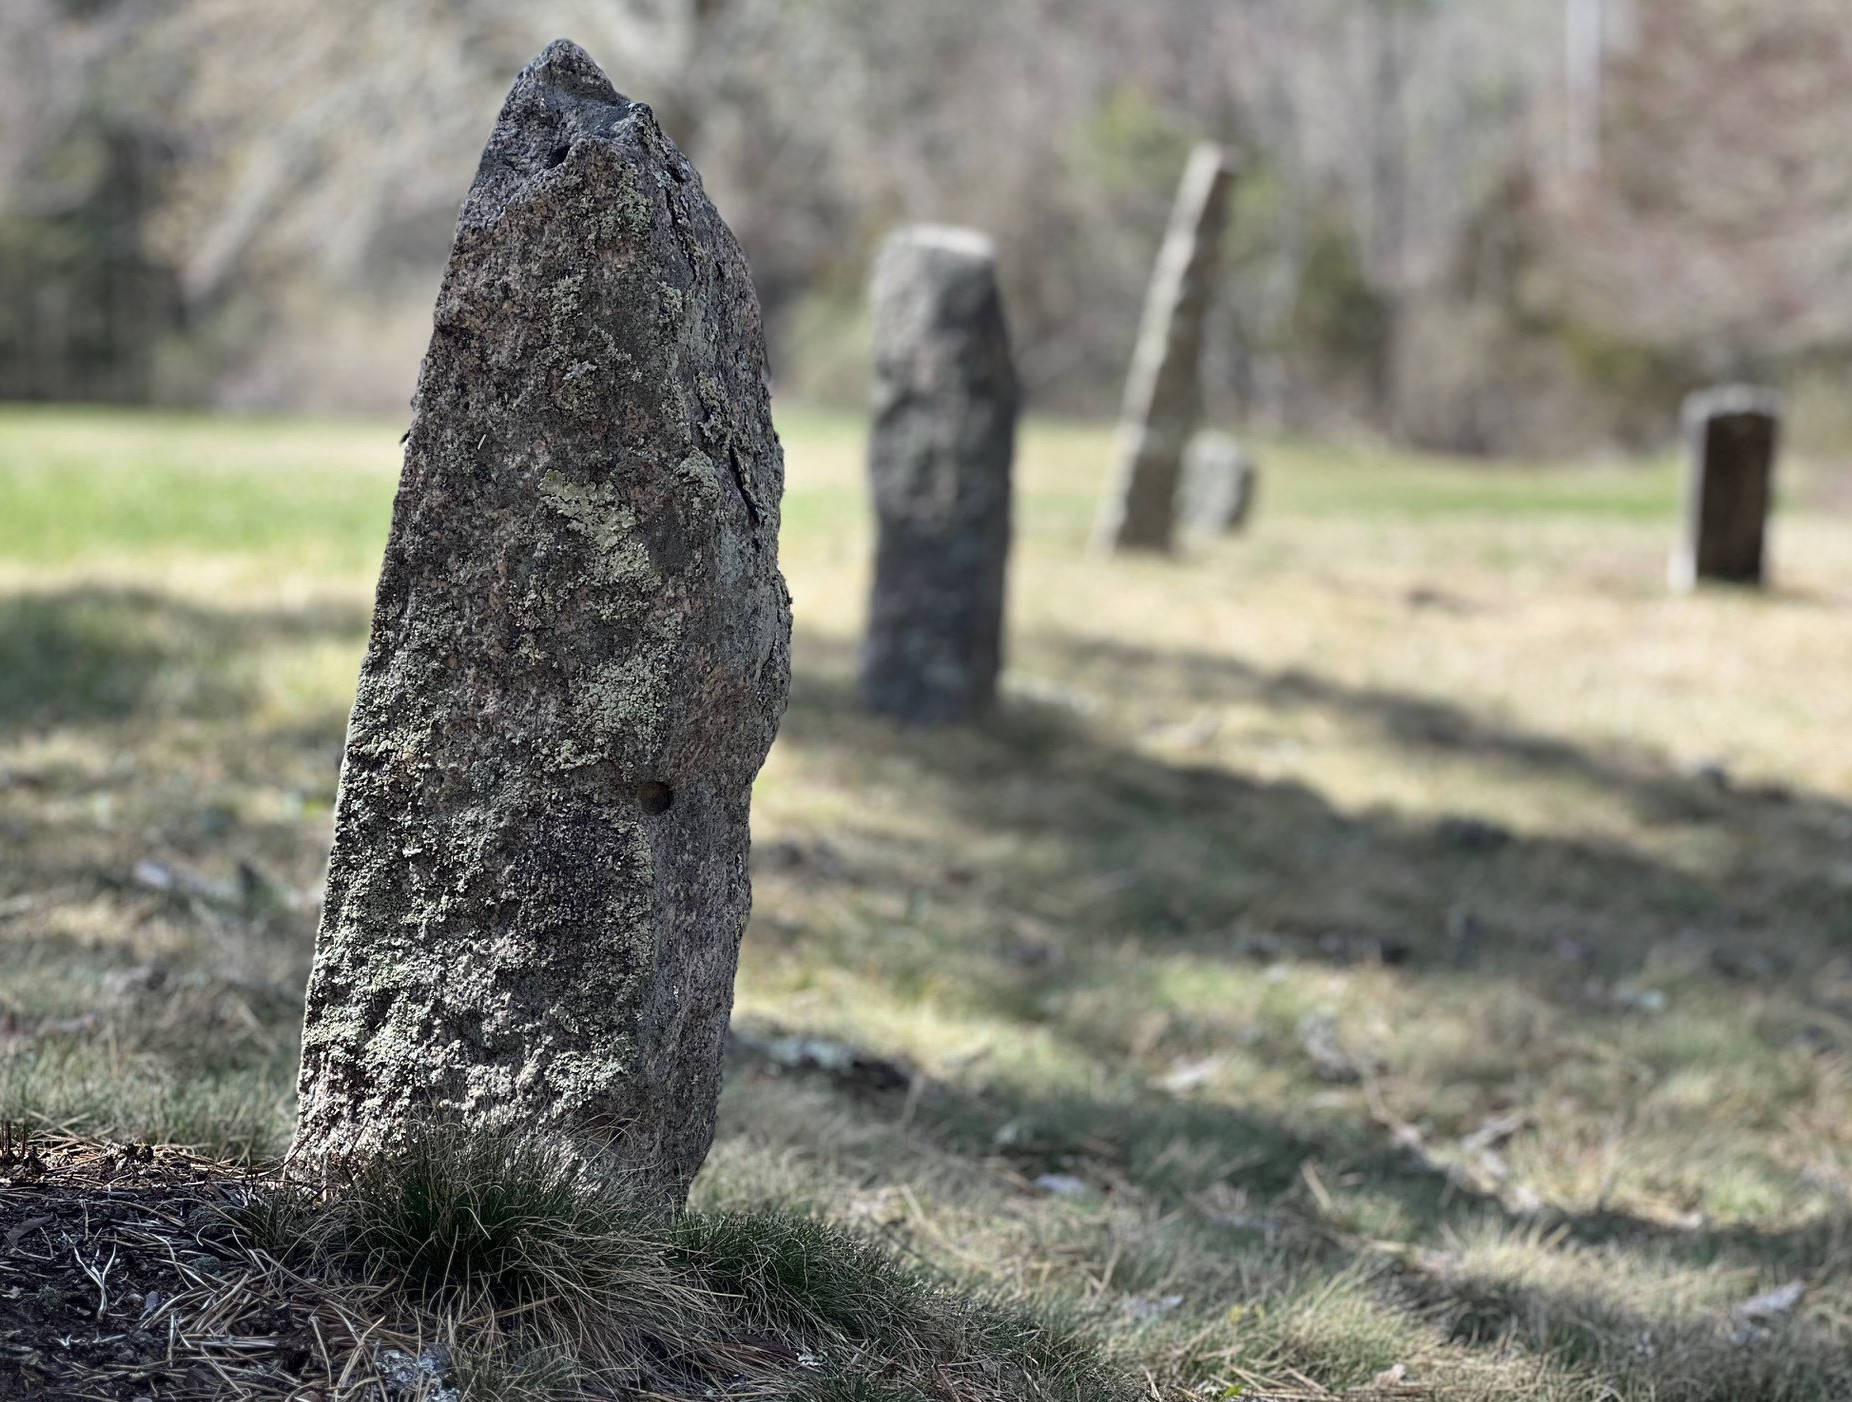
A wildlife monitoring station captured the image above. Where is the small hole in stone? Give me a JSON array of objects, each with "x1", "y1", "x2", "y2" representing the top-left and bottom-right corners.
[
  {"x1": 545, "y1": 142, "x2": 572, "y2": 169},
  {"x1": 638, "y1": 781, "x2": 674, "y2": 815}
]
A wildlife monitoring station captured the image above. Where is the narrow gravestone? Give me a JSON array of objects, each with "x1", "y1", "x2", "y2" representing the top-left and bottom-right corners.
[
  {"x1": 861, "y1": 225, "x2": 1018, "y2": 724},
  {"x1": 292, "y1": 40, "x2": 792, "y2": 1208},
  {"x1": 1181, "y1": 430, "x2": 1258, "y2": 534},
  {"x1": 1096, "y1": 143, "x2": 1238, "y2": 554},
  {"x1": 1670, "y1": 385, "x2": 1780, "y2": 591}
]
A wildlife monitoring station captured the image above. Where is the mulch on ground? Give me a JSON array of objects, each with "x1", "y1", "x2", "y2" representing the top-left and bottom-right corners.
[{"x1": 0, "y1": 1132, "x2": 372, "y2": 1401}]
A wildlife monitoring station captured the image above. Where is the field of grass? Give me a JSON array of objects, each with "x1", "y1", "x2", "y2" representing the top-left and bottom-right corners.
[{"x1": 3, "y1": 402, "x2": 1851, "y2": 1399}]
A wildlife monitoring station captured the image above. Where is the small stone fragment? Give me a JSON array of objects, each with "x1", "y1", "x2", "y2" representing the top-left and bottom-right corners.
[
  {"x1": 861, "y1": 225, "x2": 1018, "y2": 724},
  {"x1": 1180, "y1": 431, "x2": 1257, "y2": 533},
  {"x1": 1733, "y1": 1280, "x2": 1806, "y2": 1323}
]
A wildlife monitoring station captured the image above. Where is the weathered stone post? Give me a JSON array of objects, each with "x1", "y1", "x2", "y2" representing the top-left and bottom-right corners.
[
  {"x1": 1670, "y1": 385, "x2": 1780, "y2": 591},
  {"x1": 292, "y1": 41, "x2": 791, "y2": 1207},
  {"x1": 861, "y1": 225, "x2": 1018, "y2": 724},
  {"x1": 1096, "y1": 143, "x2": 1238, "y2": 554},
  {"x1": 1181, "y1": 431, "x2": 1258, "y2": 534}
]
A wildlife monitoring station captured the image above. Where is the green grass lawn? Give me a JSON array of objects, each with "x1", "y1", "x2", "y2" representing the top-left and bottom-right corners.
[{"x1": 3, "y1": 404, "x2": 1851, "y2": 1399}]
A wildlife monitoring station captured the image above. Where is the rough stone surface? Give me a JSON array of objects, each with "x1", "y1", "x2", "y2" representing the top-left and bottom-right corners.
[
  {"x1": 1096, "y1": 143, "x2": 1237, "y2": 554},
  {"x1": 292, "y1": 40, "x2": 791, "y2": 1207},
  {"x1": 861, "y1": 225, "x2": 1018, "y2": 724},
  {"x1": 1671, "y1": 384, "x2": 1780, "y2": 590},
  {"x1": 1181, "y1": 431, "x2": 1257, "y2": 534}
]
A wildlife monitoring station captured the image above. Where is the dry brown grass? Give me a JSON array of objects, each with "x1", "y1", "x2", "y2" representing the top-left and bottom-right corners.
[{"x1": 2, "y1": 403, "x2": 1851, "y2": 1399}]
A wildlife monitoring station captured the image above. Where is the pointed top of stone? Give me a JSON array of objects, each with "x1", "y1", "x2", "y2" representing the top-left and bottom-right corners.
[
  {"x1": 460, "y1": 39, "x2": 647, "y2": 230},
  {"x1": 524, "y1": 38, "x2": 626, "y2": 102}
]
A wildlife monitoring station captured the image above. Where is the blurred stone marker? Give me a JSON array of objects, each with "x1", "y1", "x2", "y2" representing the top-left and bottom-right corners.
[
  {"x1": 292, "y1": 40, "x2": 792, "y2": 1208},
  {"x1": 861, "y1": 225, "x2": 1018, "y2": 724},
  {"x1": 1096, "y1": 143, "x2": 1238, "y2": 554},
  {"x1": 1180, "y1": 430, "x2": 1257, "y2": 534},
  {"x1": 1670, "y1": 385, "x2": 1780, "y2": 591}
]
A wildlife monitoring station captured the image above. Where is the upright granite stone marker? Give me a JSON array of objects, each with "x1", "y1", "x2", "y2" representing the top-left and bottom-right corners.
[
  {"x1": 1671, "y1": 385, "x2": 1780, "y2": 591},
  {"x1": 1181, "y1": 431, "x2": 1258, "y2": 534},
  {"x1": 861, "y1": 225, "x2": 1018, "y2": 724},
  {"x1": 1096, "y1": 143, "x2": 1238, "y2": 554},
  {"x1": 292, "y1": 41, "x2": 791, "y2": 1207}
]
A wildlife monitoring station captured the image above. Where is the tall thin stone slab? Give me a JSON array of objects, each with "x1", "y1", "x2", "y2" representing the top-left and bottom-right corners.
[
  {"x1": 292, "y1": 41, "x2": 791, "y2": 1207},
  {"x1": 1670, "y1": 385, "x2": 1780, "y2": 591},
  {"x1": 861, "y1": 226, "x2": 1018, "y2": 724},
  {"x1": 1096, "y1": 143, "x2": 1238, "y2": 554}
]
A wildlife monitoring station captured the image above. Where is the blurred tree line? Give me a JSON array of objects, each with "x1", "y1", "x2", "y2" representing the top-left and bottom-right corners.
[{"x1": 2, "y1": 0, "x2": 1848, "y2": 454}]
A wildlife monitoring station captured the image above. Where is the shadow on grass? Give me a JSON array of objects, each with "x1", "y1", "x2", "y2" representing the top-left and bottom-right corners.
[
  {"x1": 733, "y1": 1021, "x2": 1851, "y2": 1280},
  {"x1": 750, "y1": 625, "x2": 1852, "y2": 1389},
  {"x1": 0, "y1": 586, "x2": 346, "y2": 1160},
  {"x1": 948, "y1": 1073, "x2": 1852, "y2": 1276},
  {"x1": 1039, "y1": 629, "x2": 1852, "y2": 843},
  {"x1": 0, "y1": 585, "x2": 368, "y2": 731},
  {"x1": 773, "y1": 631, "x2": 1852, "y2": 977},
  {"x1": 1405, "y1": 1228, "x2": 1852, "y2": 1401},
  {"x1": 728, "y1": 1032, "x2": 1852, "y2": 1385}
]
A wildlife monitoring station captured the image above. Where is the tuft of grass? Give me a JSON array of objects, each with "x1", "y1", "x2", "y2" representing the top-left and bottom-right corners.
[
  {"x1": 222, "y1": 1125, "x2": 1135, "y2": 1400},
  {"x1": 314, "y1": 1124, "x2": 712, "y2": 1389},
  {"x1": 678, "y1": 1210, "x2": 1130, "y2": 1401},
  {"x1": 333, "y1": 1125, "x2": 660, "y2": 1301},
  {"x1": 681, "y1": 1209, "x2": 925, "y2": 1339}
]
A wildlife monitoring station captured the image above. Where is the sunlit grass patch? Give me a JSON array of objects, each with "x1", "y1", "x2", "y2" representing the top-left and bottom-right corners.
[{"x1": 0, "y1": 407, "x2": 398, "y2": 570}]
